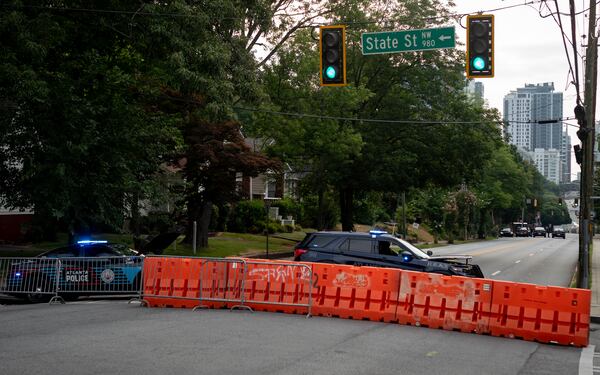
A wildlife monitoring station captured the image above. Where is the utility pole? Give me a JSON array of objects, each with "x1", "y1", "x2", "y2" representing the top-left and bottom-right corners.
[{"x1": 577, "y1": 0, "x2": 597, "y2": 288}]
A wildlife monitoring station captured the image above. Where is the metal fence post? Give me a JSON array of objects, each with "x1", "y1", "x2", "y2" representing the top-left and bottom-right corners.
[{"x1": 49, "y1": 259, "x2": 65, "y2": 304}]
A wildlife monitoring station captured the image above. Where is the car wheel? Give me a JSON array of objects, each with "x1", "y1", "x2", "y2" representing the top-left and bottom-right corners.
[{"x1": 26, "y1": 276, "x2": 53, "y2": 303}]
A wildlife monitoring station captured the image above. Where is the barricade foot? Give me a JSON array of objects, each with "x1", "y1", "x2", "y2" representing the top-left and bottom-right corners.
[
  {"x1": 128, "y1": 297, "x2": 143, "y2": 304},
  {"x1": 49, "y1": 296, "x2": 65, "y2": 305},
  {"x1": 193, "y1": 304, "x2": 210, "y2": 311},
  {"x1": 231, "y1": 305, "x2": 253, "y2": 312}
]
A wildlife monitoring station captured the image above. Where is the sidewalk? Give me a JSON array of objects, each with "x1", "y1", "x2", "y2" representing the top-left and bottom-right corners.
[{"x1": 591, "y1": 237, "x2": 600, "y2": 319}]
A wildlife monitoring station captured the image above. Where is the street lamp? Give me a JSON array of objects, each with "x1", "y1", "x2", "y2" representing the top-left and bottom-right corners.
[{"x1": 263, "y1": 195, "x2": 281, "y2": 259}]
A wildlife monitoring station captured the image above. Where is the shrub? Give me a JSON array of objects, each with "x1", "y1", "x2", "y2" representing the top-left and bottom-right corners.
[{"x1": 228, "y1": 200, "x2": 266, "y2": 233}]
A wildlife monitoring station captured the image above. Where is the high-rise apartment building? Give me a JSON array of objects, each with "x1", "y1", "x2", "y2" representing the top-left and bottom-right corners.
[{"x1": 503, "y1": 82, "x2": 571, "y2": 183}]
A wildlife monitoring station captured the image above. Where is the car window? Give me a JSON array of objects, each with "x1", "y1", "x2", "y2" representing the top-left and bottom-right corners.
[
  {"x1": 83, "y1": 245, "x2": 120, "y2": 257},
  {"x1": 345, "y1": 238, "x2": 374, "y2": 253},
  {"x1": 378, "y1": 240, "x2": 395, "y2": 256},
  {"x1": 306, "y1": 235, "x2": 339, "y2": 248},
  {"x1": 40, "y1": 246, "x2": 79, "y2": 258},
  {"x1": 390, "y1": 238, "x2": 430, "y2": 259}
]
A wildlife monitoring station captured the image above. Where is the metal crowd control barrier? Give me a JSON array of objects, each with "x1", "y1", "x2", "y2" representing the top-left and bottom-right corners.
[
  {"x1": 0, "y1": 256, "x2": 145, "y2": 304},
  {"x1": 141, "y1": 256, "x2": 313, "y2": 317}
]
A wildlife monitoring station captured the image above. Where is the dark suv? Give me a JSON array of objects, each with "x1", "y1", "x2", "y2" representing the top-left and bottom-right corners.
[{"x1": 293, "y1": 231, "x2": 484, "y2": 278}]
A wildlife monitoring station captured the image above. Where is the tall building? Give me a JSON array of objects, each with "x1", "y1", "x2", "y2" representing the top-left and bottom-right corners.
[
  {"x1": 466, "y1": 81, "x2": 484, "y2": 100},
  {"x1": 503, "y1": 82, "x2": 571, "y2": 183},
  {"x1": 532, "y1": 148, "x2": 561, "y2": 184}
]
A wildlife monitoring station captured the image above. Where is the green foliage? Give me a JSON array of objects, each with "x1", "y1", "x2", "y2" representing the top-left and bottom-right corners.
[{"x1": 228, "y1": 200, "x2": 266, "y2": 233}]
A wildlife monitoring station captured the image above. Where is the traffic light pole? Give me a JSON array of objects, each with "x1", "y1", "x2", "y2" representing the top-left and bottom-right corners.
[{"x1": 578, "y1": 0, "x2": 597, "y2": 289}]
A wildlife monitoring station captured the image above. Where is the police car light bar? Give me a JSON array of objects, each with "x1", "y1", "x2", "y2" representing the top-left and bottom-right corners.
[
  {"x1": 369, "y1": 230, "x2": 388, "y2": 236},
  {"x1": 77, "y1": 240, "x2": 108, "y2": 245}
]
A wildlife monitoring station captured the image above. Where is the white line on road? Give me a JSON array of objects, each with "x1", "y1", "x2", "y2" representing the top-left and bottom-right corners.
[
  {"x1": 515, "y1": 260, "x2": 521, "y2": 264},
  {"x1": 579, "y1": 344, "x2": 594, "y2": 375},
  {"x1": 491, "y1": 270, "x2": 501, "y2": 276}
]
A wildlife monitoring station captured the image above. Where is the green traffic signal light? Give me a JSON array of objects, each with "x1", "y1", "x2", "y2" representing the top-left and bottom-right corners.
[
  {"x1": 325, "y1": 66, "x2": 337, "y2": 79},
  {"x1": 472, "y1": 57, "x2": 485, "y2": 71}
]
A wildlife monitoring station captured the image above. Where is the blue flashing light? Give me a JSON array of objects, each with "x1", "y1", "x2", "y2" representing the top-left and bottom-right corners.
[
  {"x1": 472, "y1": 56, "x2": 486, "y2": 71},
  {"x1": 402, "y1": 255, "x2": 411, "y2": 262},
  {"x1": 369, "y1": 230, "x2": 388, "y2": 235},
  {"x1": 77, "y1": 240, "x2": 108, "y2": 245},
  {"x1": 15, "y1": 272, "x2": 21, "y2": 277}
]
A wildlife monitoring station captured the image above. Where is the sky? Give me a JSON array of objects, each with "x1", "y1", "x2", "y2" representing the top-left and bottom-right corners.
[{"x1": 451, "y1": 0, "x2": 592, "y2": 181}]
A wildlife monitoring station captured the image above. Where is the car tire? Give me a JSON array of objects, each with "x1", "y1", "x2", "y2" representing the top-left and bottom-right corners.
[{"x1": 26, "y1": 275, "x2": 53, "y2": 303}]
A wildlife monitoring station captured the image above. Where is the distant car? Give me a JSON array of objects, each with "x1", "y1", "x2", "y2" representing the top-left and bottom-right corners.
[
  {"x1": 293, "y1": 230, "x2": 484, "y2": 278},
  {"x1": 532, "y1": 227, "x2": 547, "y2": 237},
  {"x1": 499, "y1": 228, "x2": 514, "y2": 237},
  {"x1": 552, "y1": 227, "x2": 566, "y2": 239},
  {"x1": 6, "y1": 233, "x2": 178, "y2": 303},
  {"x1": 515, "y1": 226, "x2": 530, "y2": 237}
]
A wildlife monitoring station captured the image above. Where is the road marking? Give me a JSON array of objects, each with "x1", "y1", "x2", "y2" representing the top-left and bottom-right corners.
[
  {"x1": 491, "y1": 270, "x2": 501, "y2": 276},
  {"x1": 578, "y1": 344, "x2": 594, "y2": 375},
  {"x1": 515, "y1": 260, "x2": 521, "y2": 264},
  {"x1": 529, "y1": 253, "x2": 534, "y2": 257}
]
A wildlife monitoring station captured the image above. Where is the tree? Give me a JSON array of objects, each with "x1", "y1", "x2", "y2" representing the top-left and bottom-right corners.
[
  {"x1": 181, "y1": 118, "x2": 279, "y2": 247},
  {"x1": 0, "y1": 2, "x2": 180, "y2": 242}
]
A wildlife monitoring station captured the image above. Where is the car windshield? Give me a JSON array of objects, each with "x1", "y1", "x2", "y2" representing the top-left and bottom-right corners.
[
  {"x1": 389, "y1": 236, "x2": 430, "y2": 259},
  {"x1": 107, "y1": 243, "x2": 140, "y2": 256}
]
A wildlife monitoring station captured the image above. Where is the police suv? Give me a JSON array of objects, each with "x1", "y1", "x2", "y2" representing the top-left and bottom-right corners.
[{"x1": 293, "y1": 231, "x2": 484, "y2": 278}]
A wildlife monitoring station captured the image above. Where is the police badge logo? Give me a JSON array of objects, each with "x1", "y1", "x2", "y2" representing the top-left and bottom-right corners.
[{"x1": 100, "y1": 269, "x2": 115, "y2": 283}]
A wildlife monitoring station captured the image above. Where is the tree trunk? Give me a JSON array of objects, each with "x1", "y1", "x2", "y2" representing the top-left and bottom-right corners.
[
  {"x1": 317, "y1": 189, "x2": 324, "y2": 230},
  {"x1": 130, "y1": 191, "x2": 141, "y2": 237},
  {"x1": 339, "y1": 187, "x2": 354, "y2": 232},
  {"x1": 478, "y1": 208, "x2": 486, "y2": 239}
]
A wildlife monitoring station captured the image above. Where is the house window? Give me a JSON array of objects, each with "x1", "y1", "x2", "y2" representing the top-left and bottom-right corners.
[{"x1": 266, "y1": 180, "x2": 277, "y2": 198}]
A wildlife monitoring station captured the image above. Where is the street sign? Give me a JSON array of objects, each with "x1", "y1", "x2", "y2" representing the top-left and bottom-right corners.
[{"x1": 361, "y1": 26, "x2": 455, "y2": 55}]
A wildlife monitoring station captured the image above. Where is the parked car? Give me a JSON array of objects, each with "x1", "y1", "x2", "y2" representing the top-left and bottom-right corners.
[
  {"x1": 515, "y1": 226, "x2": 530, "y2": 237},
  {"x1": 5, "y1": 233, "x2": 178, "y2": 302},
  {"x1": 552, "y1": 227, "x2": 566, "y2": 239},
  {"x1": 499, "y1": 227, "x2": 514, "y2": 237},
  {"x1": 293, "y1": 231, "x2": 484, "y2": 278},
  {"x1": 532, "y1": 227, "x2": 547, "y2": 237}
]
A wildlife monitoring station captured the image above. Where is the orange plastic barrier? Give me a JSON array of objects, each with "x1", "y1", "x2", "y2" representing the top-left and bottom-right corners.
[
  {"x1": 396, "y1": 271, "x2": 492, "y2": 333},
  {"x1": 141, "y1": 256, "x2": 591, "y2": 347},
  {"x1": 488, "y1": 280, "x2": 590, "y2": 347},
  {"x1": 142, "y1": 257, "x2": 203, "y2": 308},
  {"x1": 310, "y1": 264, "x2": 401, "y2": 322},
  {"x1": 242, "y1": 261, "x2": 312, "y2": 314}
]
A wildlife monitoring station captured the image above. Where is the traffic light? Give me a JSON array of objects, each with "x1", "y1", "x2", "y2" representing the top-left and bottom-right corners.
[
  {"x1": 466, "y1": 14, "x2": 494, "y2": 78},
  {"x1": 574, "y1": 144, "x2": 583, "y2": 164},
  {"x1": 320, "y1": 25, "x2": 346, "y2": 86}
]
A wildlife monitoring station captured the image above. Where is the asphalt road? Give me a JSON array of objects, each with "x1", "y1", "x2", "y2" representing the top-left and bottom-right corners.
[
  {"x1": 0, "y1": 300, "x2": 592, "y2": 375},
  {"x1": 427, "y1": 236, "x2": 578, "y2": 286}
]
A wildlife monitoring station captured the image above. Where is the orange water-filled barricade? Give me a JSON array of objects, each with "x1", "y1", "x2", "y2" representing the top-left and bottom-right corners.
[
  {"x1": 140, "y1": 256, "x2": 591, "y2": 347},
  {"x1": 396, "y1": 271, "x2": 493, "y2": 333},
  {"x1": 487, "y1": 280, "x2": 590, "y2": 346}
]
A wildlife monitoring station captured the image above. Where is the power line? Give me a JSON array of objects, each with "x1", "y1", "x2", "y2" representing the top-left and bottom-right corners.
[
  {"x1": 1, "y1": 1, "x2": 548, "y2": 26},
  {"x1": 235, "y1": 105, "x2": 580, "y2": 126},
  {"x1": 234, "y1": 106, "x2": 500, "y2": 125}
]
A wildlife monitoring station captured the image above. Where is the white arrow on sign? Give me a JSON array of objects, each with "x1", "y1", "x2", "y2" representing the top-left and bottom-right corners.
[{"x1": 439, "y1": 35, "x2": 451, "y2": 41}]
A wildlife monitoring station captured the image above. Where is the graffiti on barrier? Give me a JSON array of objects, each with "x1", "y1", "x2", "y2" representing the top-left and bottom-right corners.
[
  {"x1": 248, "y1": 265, "x2": 311, "y2": 282},
  {"x1": 332, "y1": 272, "x2": 369, "y2": 288}
]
